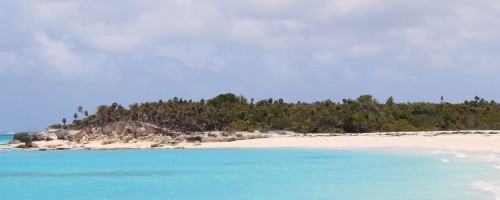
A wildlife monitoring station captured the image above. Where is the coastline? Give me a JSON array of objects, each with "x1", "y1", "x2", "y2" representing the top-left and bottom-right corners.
[
  {"x1": 2, "y1": 131, "x2": 500, "y2": 199},
  {"x1": 195, "y1": 134, "x2": 500, "y2": 152},
  {"x1": 2, "y1": 130, "x2": 500, "y2": 153}
]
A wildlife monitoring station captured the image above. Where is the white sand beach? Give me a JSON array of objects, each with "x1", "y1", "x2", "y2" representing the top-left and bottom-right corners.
[
  {"x1": 194, "y1": 134, "x2": 500, "y2": 152},
  {"x1": 2, "y1": 131, "x2": 498, "y2": 153}
]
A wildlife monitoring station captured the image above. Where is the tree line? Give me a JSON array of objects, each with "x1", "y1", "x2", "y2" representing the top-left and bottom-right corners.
[{"x1": 54, "y1": 93, "x2": 500, "y2": 133}]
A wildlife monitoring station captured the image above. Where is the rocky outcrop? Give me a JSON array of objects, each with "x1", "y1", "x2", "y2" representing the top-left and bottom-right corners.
[
  {"x1": 13, "y1": 132, "x2": 54, "y2": 143},
  {"x1": 13, "y1": 133, "x2": 34, "y2": 143},
  {"x1": 29, "y1": 122, "x2": 179, "y2": 145},
  {"x1": 16, "y1": 141, "x2": 38, "y2": 148},
  {"x1": 67, "y1": 122, "x2": 178, "y2": 144},
  {"x1": 12, "y1": 132, "x2": 46, "y2": 148},
  {"x1": 10, "y1": 122, "x2": 271, "y2": 149}
]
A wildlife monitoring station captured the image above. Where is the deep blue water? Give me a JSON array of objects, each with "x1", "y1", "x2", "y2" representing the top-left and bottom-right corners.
[{"x1": 0, "y1": 148, "x2": 498, "y2": 200}]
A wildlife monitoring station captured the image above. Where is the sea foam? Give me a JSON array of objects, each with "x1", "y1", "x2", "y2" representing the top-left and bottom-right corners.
[
  {"x1": 471, "y1": 181, "x2": 500, "y2": 200},
  {"x1": 454, "y1": 152, "x2": 468, "y2": 158}
]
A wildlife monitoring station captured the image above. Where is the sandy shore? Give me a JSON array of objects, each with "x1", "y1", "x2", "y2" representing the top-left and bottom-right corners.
[
  {"x1": 3, "y1": 131, "x2": 499, "y2": 199},
  {"x1": 2, "y1": 131, "x2": 500, "y2": 152},
  {"x1": 195, "y1": 134, "x2": 500, "y2": 152}
]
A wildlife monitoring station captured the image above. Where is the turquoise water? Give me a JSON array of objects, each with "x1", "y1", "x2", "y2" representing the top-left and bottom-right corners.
[
  {"x1": 0, "y1": 134, "x2": 14, "y2": 144},
  {"x1": 0, "y1": 148, "x2": 498, "y2": 200}
]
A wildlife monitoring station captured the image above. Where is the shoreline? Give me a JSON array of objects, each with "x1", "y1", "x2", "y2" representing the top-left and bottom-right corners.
[
  {"x1": 195, "y1": 134, "x2": 500, "y2": 152},
  {"x1": 2, "y1": 130, "x2": 500, "y2": 153},
  {"x1": 5, "y1": 131, "x2": 500, "y2": 199}
]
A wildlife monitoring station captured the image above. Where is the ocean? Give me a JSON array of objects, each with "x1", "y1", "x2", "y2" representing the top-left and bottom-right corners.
[
  {"x1": 0, "y1": 148, "x2": 498, "y2": 200},
  {"x1": 0, "y1": 134, "x2": 14, "y2": 144}
]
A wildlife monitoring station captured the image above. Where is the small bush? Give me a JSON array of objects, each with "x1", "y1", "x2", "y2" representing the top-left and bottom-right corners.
[
  {"x1": 151, "y1": 144, "x2": 160, "y2": 148},
  {"x1": 235, "y1": 133, "x2": 244, "y2": 139},
  {"x1": 208, "y1": 132, "x2": 218, "y2": 138},
  {"x1": 186, "y1": 136, "x2": 202, "y2": 142},
  {"x1": 101, "y1": 140, "x2": 114, "y2": 145},
  {"x1": 48, "y1": 124, "x2": 62, "y2": 129},
  {"x1": 175, "y1": 136, "x2": 186, "y2": 142}
]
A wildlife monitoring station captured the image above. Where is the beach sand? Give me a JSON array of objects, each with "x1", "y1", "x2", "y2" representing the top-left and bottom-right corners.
[
  {"x1": 194, "y1": 134, "x2": 500, "y2": 152},
  {"x1": 1, "y1": 131, "x2": 497, "y2": 153}
]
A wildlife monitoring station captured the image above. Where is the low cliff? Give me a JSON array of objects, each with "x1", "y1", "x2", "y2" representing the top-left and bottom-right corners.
[{"x1": 10, "y1": 121, "x2": 271, "y2": 149}]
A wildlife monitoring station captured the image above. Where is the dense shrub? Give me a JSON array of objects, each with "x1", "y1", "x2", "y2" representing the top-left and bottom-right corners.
[{"x1": 62, "y1": 94, "x2": 500, "y2": 133}]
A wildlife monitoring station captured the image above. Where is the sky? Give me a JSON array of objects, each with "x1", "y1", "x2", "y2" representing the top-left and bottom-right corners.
[{"x1": 1, "y1": 0, "x2": 500, "y2": 131}]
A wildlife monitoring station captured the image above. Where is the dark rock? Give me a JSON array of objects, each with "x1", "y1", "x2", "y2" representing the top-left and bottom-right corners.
[
  {"x1": 56, "y1": 130, "x2": 68, "y2": 140},
  {"x1": 169, "y1": 140, "x2": 180, "y2": 146},
  {"x1": 175, "y1": 135, "x2": 186, "y2": 142},
  {"x1": 71, "y1": 131, "x2": 86, "y2": 142},
  {"x1": 19, "y1": 122, "x2": 181, "y2": 146},
  {"x1": 151, "y1": 144, "x2": 160, "y2": 148},
  {"x1": 16, "y1": 144, "x2": 30, "y2": 148},
  {"x1": 186, "y1": 135, "x2": 203, "y2": 142},
  {"x1": 13, "y1": 133, "x2": 34, "y2": 143},
  {"x1": 15, "y1": 141, "x2": 37, "y2": 148},
  {"x1": 7, "y1": 139, "x2": 21, "y2": 144},
  {"x1": 34, "y1": 133, "x2": 47, "y2": 141}
]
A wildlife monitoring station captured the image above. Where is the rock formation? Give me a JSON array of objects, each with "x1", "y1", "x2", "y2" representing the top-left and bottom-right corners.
[{"x1": 10, "y1": 121, "x2": 271, "y2": 149}]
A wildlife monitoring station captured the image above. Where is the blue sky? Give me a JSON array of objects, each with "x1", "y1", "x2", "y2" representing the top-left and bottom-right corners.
[{"x1": 1, "y1": 0, "x2": 500, "y2": 131}]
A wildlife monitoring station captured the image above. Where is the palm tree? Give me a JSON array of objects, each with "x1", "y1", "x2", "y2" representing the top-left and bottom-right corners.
[{"x1": 62, "y1": 118, "x2": 67, "y2": 129}]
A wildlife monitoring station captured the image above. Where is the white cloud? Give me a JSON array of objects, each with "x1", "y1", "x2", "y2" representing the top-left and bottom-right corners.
[
  {"x1": 429, "y1": 54, "x2": 454, "y2": 69},
  {"x1": 281, "y1": 20, "x2": 304, "y2": 32},
  {"x1": 0, "y1": 51, "x2": 22, "y2": 73},
  {"x1": 313, "y1": 51, "x2": 339, "y2": 64},
  {"x1": 68, "y1": 1, "x2": 223, "y2": 51},
  {"x1": 229, "y1": 19, "x2": 267, "y2": 43},
  {"x1": 347, "y1": 44, "x2": 382, "y2": 57},
  {"x1": 455, "y1": 52, "x2": 500, "y2": 73},
  {"x1": 372, "y1": 67, "x2": 415, "y2": 82},
  {"x1": 403, "y1": 27, "x2": 463, "y2": 52},
  {"x1": 28, "y1": 1, "x2": 80, "y2": 24},
  {"x1": 3, "y1": 0, "x2": 500, "y2": 131},
  {"x1": 1, "y1": 0, "x2": 499, "y2": 94},
  {"x1": 31, "y1": 31, "x2": 85, "y2": 76},
  {"x1": 157, "y1": 43, "x2": 224, "y2": 71},
  {"x1": 325, "y1": 0, "x2": 383, "y2": 17},
  {"x1": 456, "y1": 9, "x2": 500, "y2": 41}
]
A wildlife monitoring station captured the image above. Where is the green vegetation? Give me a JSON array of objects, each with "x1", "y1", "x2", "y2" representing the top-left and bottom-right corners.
[{"x1": 60, "y1": 93, "x2": 500, "y2": 133}]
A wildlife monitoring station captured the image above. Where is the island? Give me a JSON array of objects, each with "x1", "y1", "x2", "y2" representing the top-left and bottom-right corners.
[{"x1": 3, "y1": 93, "x2": 500, "y2": 151}]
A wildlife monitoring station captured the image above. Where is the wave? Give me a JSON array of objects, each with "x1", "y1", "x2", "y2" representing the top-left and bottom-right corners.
[
  {"x1": 454, "y1": 152, "x2": 468, "y2": 158},
  {"x1": 470, "y1": 181, "x2": 500, "y2": 200},
  {"x1": 448, "y1": 150, "x2": 468, "y2": 158},
  {"x1": 479, "y1": 154, "x2": 499, "y2": 161},
  {"x1": 440, "y1": 158, "x2": 450, "y2": 163}
]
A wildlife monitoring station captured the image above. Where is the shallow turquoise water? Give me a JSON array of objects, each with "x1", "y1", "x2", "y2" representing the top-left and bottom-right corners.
[
  {"x1": 0, "y1": 148, "x2": 498, "y2": 200},
  {"x1": 0, "y1": 134, "x2": 14, "y2": 144}
]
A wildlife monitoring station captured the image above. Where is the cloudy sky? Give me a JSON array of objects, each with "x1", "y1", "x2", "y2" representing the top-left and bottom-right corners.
[{"x1": 1, "y1": 0, "x2": 500, "y2": 131}]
